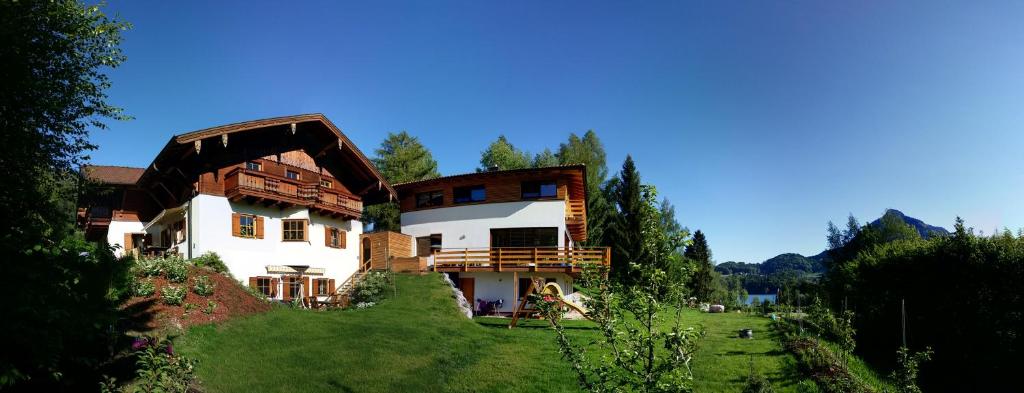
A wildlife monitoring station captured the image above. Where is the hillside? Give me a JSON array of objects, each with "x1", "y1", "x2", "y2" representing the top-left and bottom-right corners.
[
  {"x1": 177, "y1": 273, "x2": 805, "y2": 392},
  {"x1": 869, "y1": 208, "x2": 950, "y2": 239}
]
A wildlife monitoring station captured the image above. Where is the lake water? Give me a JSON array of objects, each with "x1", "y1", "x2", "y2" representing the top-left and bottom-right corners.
[{"x1": 745, "y1": 294, "x2": 777, "y2": 305}]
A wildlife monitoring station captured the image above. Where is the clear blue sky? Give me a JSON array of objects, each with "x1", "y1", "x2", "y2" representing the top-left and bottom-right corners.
[{"x1": 90, "y1": 1, "x2": 1024, "y2": 264}]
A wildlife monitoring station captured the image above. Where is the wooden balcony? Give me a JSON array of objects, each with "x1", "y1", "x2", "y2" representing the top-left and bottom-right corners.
[
  {"x1": 224, "y1": 168, "x2": 362, "y2": 219},
  {"x1": 565, "y1": 199, "x2": 587, "y2": 242},
  {"x1": 432, "y1": 247, "x2": 610, "y2": 274}
]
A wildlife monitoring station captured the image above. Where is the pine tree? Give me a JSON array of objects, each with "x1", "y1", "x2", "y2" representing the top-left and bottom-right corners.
[
  {"x1": 605, "y1": 155, "x2": 645, "y2": 282},
  {"x1": 365, "y1": 131, "x2": 440, "y2": 231},
  {"x1": 686, "y1": 230, "x2": 716, "y2": 301},
  {"x1": 479, "y1": 135, "x2": 531, "y2": 171}
]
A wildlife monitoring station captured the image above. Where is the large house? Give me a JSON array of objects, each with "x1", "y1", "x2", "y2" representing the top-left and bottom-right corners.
[
  {"x1": 79, "y1": 114, "x2": 395, "y2": 302},
  {"x1": 393, "y1": 165, "x2": 610, "y2": 314}
]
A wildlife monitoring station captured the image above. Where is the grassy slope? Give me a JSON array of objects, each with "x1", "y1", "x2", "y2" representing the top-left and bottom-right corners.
[{"x1": 178, "y1": 274, "x2": 801, "y2": 392}]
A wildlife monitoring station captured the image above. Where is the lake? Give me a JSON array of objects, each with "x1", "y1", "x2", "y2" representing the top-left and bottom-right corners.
[{"x1": 745, "y1": 294, "x2": 777, "y2": 304}]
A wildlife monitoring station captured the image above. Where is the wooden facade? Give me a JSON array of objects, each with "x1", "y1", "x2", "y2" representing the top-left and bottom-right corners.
[
  {"x1": 359, "y1": 231, "x2": 416, "y2": 270},
  {"x1": 432, "y1": 246, "x2": 610, "y2": 274}
]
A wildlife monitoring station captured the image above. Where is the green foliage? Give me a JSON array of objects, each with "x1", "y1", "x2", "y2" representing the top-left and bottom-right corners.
[
  {"x1": 532, "y1": 148, "x2": 559, "y2": 167},
  {"x1": 163, "y1": 257, "x2": 189, "y2": 283},
  {"x1": 743, "y1": 363, "x2": 776, "y2": 393},
  {"x1": 190, "y1": 251, "x2": 228, "y2": 273},
  {"x1": 557, "y1": 130, "x2": 611, "y2": 246},
  {"x1": 890, "y1": 346, "x2": 932, "y2": 393},
  {"x1": 136, "y1": 257, "x2": 164, "y2": 277},
  {"x1": 605, "y1": 155, "x2": 647, "y2": 282},
  {"x1": 365, "y1": 131, "x2": 440, "y2": 231},
  {"x1": 540, "y1": 186, "x2": 704, "y2": 393},
  {"x1": 203, "y1": 300, "x2": 217, "y2": 315},
  {"x1": 243, "y1": 284, "x2": 270, "y2": 302},
  {"x1": 479, "y1": 135, "x2": 531, "y2": 171},
  {"x1": 192, "y1": 275, "x2": 215, "y2": 297},
  {"x1": 129, "y1": 337, "x2": 197, "y2": 393},
  {"x1": 161, "y1": 286, "x2": 187, "y2": 306},
  {"x1": 133, "y1": 278, "x2": 156, "y2": 297},
  {"x1": 351, "y1": 271, "x2": 393, "y2": 304},
  {"x1": 806, "y1": 298, "x2": 856, "y2": 353}
]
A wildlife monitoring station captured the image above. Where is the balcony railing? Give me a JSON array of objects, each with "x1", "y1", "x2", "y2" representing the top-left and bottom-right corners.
[
  {"x1": 432, "y1": 247, "x2": 610, "y2": 273},
  {"x1": 224, "y1": 168, "x2": 362, "y2": 218},
  {"x1": 565, "y1": 198, "x2": 587, "y2": 241}
]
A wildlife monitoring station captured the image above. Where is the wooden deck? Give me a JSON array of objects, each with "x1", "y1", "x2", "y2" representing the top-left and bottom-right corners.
[
  {"x1": 224, "y1": 168, "x2": 362, "y2": 219},
  {"x1": 432, "y1": 247, "x2": 610, "y2": 273}
]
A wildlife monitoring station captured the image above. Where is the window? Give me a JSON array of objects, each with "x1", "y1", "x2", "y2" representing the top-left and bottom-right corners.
[
  {"x1": 313, "y1": 278, "x2": 331, "y2": 295},
  {"x1": 246, "y1": 161, "x2": 262, "y2": 171},
  {"x1": 320, "y1": 179, "x2": 333, "y2": 188},
  {"x1": 415, "y1": 190, "x2": 444, "y2": 208},
  {"x1": 256, "y1": 277, "x2": 272, "y2": 297},
  {"x1": 453, "y1": 185, "x2": 486, "y2": 203},
  {"x1": 282, "y1": 219, "x2": 307, "y2": 241},
  {"x1": 521, "y1": 181, "x2": 557, "y2": 199},
  {"x1": 239, "y1": 215, "x2": 255, "y2": 238},
  {"x1": 518, "y1": 278, "x2": 532, "y2": 299},
  {"x1": 326, "y1": 227, "x2": 346, "y2": 248},
  {"x1": 416, "y1": 234, "x2": 442, "y2": 257},
  {"x1": 286, "y1": 170, "x2": 300, "y2": 180},
  {"x1": 285, "y1": 276, "x2": 301, "y2": 300},
  {"x1": 491, "y1": 227, "x2": 558, "y2": 248}
]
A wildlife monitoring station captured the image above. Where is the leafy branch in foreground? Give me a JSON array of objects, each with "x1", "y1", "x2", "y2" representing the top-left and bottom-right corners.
[{"x1": 538, "y1": 185, "x2": 703, "y2": 393}]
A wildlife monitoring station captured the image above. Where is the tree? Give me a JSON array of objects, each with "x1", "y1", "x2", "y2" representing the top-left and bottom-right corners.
[
  {"x1": 364, "y1": 131, "x2": 440, "y2": 231},
  {"x1": 0, "y1": 1, "x2": 131, "y2": 388},
  {"x1": 685, "y1": 230, "x2": 716, "y2": 302},
  {"x1": 479, "y1": 135, "x2": 530, "y2": 171},
  {"x1": 605, "y1": 156, "x2": 645, "y2": 282},
  {"x1": 538, "y1": 185, "x2": 702, "y2": 392},
  {"x1": 532, "y1": 148, "x2": 559, "y2": 167},
  {"x1": 557, "y1": 130, "x2": 611, "y2": 246}
]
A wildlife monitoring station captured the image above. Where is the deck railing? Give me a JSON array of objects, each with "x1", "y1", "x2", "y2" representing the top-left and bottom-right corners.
[
  {"x1": 224, "y1": 168, "x2": 362, "y2": 216},
  {"x1": 432, "y1": 247, "x2": 610, "y2": 272}
]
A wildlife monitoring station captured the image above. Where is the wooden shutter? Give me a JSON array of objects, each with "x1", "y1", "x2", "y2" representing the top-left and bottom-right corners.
[
  {"x1": 123, "y1": 233, "x2": 133, "y2": 251},
  {"x1": 340, "y1": 231, "x2": 347, "y2": 249},
  {"x1": 270, "y1": 278, "x2": 279, "y2": 298},
  {"x1": 303, "y1": 277, "x2": 310, "y2": 297},
  {"x1": 328, "y1": 279, "x2": 336, "y2": 294},
  {"x1": 231, "y1": 213, "x2": 241, "y2": 237},
  {"x1": 324, "y1": 226, "x2": 332, "y2": 247},
  {"x1": 249, "y1": 277, "x2": 257, "y2": 290},
  {"x1": 255, "y1": 216, "x2": 264, "y2": 239},
  {"x1": 282, "y1": 277, "x2": 291, "y2": 301},
  {"x1": 302, "y1": 220, "x2": 309, "y2": 241}
]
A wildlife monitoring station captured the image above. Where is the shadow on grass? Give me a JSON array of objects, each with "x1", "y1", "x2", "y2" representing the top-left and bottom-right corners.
[{"x1": 473, "y1": 318, "x2": 599, "y2": 331}]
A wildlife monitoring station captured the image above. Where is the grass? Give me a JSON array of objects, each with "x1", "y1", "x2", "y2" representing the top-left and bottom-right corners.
[{"x1": 177, "y1": 273, "x2": 803, "y2": 392}]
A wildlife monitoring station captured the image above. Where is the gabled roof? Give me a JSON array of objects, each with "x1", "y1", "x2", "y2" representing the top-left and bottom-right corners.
[
  {"x1": 393, "y1": 164, "x2": 587, "y2": 200},
  {"x1": 138, "y1": 113, "x2": 397, "y2": 204},
  {"x1": 82, "y1": 165, "x2": 145, "y2": 185}
]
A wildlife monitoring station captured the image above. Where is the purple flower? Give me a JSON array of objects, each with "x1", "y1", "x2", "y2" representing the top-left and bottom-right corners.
[
  {"x1": 165, "y1": 342, "x2": 174, "y2": 355},
  {"x1": 131, "y1": 338, "x2": 147, "y2": 350}
]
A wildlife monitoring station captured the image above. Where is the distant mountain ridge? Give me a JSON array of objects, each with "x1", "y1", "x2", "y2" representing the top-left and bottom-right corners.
[{"x1": 717, "y1": 209, "x2": 949, "y2": 276}]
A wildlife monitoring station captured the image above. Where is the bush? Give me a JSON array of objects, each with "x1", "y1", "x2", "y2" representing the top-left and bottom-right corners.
[
  {"x1": 130, "y1": 337, "x2": 196, "y2": 393},
  {"x1": 192, "y1": 275, "x2": 215, "y2": 296},
  {"x1": 203, "y1": 300, "x2": 216, "y2": 315},
  {"x1": 162, "y1": 257, "x2": 188, "y2": 283},
  {"x1": 135, "y1": 257, "x2": 163, "y2": 277},
  {"x1": 133, "y1": 279, "x2": 156, "y2": 297},
  {"x1": 743, "y1": 364, "x2": 776, "y2": 393},
  {"x1": 350, "y1": 271, "x2": 392, "y2": 304},
  {"x1": 190, "y1": 251, "x2": 228, "y2": 273},
  {"x1": 161, "y1": 286, "x2": 186, "y2": 306},
  {"x1": 243, "y1": 284, "x2": 269, "y2": 302}
]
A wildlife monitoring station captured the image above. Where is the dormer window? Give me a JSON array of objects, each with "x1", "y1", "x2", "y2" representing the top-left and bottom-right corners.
[
  {"x1": 320, "y1": 179, "x2": 333, "y2": 188},
  {"x1": 521, "y1": 181, "x2": 557, "y2": 199},
  {"x1": 246, "y1": 161, "x2": 262, "y2": 171},
  {"x1": 453, "y1": 185, "x2": 486, "y2": 203},
  {"x1": 285, "y1": 170, "x2": 300, "y2": 180}
]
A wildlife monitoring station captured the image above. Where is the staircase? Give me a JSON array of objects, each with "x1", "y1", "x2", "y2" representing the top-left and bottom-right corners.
[{"x1": 332, "y1": 271, "x2": 367, "y2": 307}]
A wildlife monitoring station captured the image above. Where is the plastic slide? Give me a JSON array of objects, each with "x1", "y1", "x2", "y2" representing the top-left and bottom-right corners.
[{"x1": 540, "y1": 282, "x2": 588, "y2": 316}]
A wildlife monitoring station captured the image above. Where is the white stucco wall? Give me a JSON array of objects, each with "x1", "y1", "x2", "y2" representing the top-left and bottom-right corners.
[
  {"x1": 188, "y1": 194, "x2": 362, "y2": 292},
  {"x1": 453, "y1": 271, "x2": 573, "y2": 313},
  {"x1": 106, "y1": 220, "x2": 145, "y2": 258},
  {"x1": 400, "y1": 200, "x2": 569, "y2": 249}
]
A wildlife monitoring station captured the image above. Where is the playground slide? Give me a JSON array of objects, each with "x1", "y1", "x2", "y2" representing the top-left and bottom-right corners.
[{"x1": 541, "y1": 282, "x2": 588, "y2": 316}]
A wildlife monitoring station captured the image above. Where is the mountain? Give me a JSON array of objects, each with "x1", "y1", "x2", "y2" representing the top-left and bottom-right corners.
[
  {"x1": 761, "y1": 253, "x2": 824, "y2": 274},
  {"x1": 869, "y1": 209, "x2": 950, "y2": 239}
]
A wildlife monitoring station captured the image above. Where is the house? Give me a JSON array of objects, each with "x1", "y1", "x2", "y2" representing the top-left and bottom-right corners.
[
  {"x1": 78, "y1": 114, "x2": 395, "y2": 302},
  {"x1": 393, "y1": 165, "x2": 611, "y2": 314}
]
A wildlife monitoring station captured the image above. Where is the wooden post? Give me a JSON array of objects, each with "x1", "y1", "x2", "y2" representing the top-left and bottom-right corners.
[
  {"x1": 532, "y1": 248, "x2": 538, "y2": 271},
  {"x1": 497, "y1": 248, "x2": 503, "y2": 272},
  {"x1": 464, "y1": 248, "x2": 469, "y2": 272}
]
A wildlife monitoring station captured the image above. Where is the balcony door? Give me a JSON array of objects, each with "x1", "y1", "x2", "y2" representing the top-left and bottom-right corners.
[{"x1": 490, "y1": 227, "x2": 558, "y2": 248}]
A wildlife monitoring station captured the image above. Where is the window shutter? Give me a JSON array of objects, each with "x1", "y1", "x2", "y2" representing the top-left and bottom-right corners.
[
  {"x1": 249, "y1": 277, "x2": 257, "y2": 289},
  {"x1": 328, "y1": 279, "x2": 335, "y2": 294},
  {"x1": 302, "y1": 220, "x2": 309, "y2": 241},
  {"x1": 270, "y1": 278, "x2": 279, "y2": 298},
  {"x1": 340, "y1": 231, "x2": 347, "y2": 249},
  {"x1": 124, "y1": 233, "x2": 133, "y2": 251},
  {"x1": 232, "y1": 213, "x2": 241, "y2": 237},
  {"x1": 324, "y1": 226, "x2": 331, "y2": 247},
  {"x1": 282, "y1": 277, "x2": 291, "y2": 301},
  {"x1": 255, "y1": 216, "x2": 264, "y2": 239},
  {"x1": 303, "y1": 276, "x2": 310, "y2": 297}
]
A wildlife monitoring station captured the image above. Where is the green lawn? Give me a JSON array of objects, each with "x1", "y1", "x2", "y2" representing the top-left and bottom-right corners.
[{"x1": 177, "y1": 273, "x2": 801, "y2": 392}]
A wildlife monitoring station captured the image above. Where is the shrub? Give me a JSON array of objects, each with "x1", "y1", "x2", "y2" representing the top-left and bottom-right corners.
[
  {"x1": 350, "y1": 271, "x2": 392, "y2": 304},
  {"x1": 182, "y1": 303, "x2": 196, "y2": 316},
  {"x1": 203, "y1": 300, "x2": 216, "y2": 315},
  {"x1": 190, "y1": 251, "x2": 228, "y2": 273},
  {"x1": 161, "y1": 286, "x2": 186, "y2": 306},
  {"x1": 162, "y1": 257, "x2": 188, "y2": 283},
  {"x1": 355, "y1": 302, "x2": 375, "y2": 309},
  {"x1": 743, "y1": 364, "x2": 776, "y2": 393},
  {"x1": 130, "y1": 337, "x2": 197, "y2": 393},
  {"x1": 135, "y1": 257, "x2": 163, "y2": 277},
  {"x1": 192, "y1": 275, "x2": 215, "y2": 296},
  {"x1": 133, "y1": 279, "x2": 156, "y2": 297},
  {"x1": 243, "y1": 284, "x2": 269, "y2": 302}
]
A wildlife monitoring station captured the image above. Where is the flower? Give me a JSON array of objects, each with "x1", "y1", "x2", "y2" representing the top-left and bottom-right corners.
[
  {"x1": 131, "y1": 337, "x2": 148, "y2": 350},
  {"x1": 165, "y1": 342, "x2": 174, "y2": 355}
]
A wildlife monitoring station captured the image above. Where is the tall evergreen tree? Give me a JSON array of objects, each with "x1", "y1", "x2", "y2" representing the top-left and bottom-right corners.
[
  {"x1": 364, "y1": 131, "x2": 440, "y2": 231},
  {"x1": 479, "y1": 135, "x2": 531, "y2": 171},
  {"x1": 557, "y1": 130, "x2": 611, "y2": 246},
  {"x1": 605, "y1": 155, "x2": 645, "y2": 281},
  {"x1": 686, "y1": 230, "x2": 716, "y2": 301}
]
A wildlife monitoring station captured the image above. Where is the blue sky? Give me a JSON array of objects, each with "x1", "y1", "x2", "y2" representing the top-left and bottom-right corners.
[{"x1": 90, "y1": 1, "x2": 1024, "y2": 263}]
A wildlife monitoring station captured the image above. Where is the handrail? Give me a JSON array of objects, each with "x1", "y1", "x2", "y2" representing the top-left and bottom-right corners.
[
  {"x1": 224, "y1": 167, "x2": 362, "y2": 214},
  {"x1": 432, "y1": 246, "x2": 610, "y2": 271}
]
